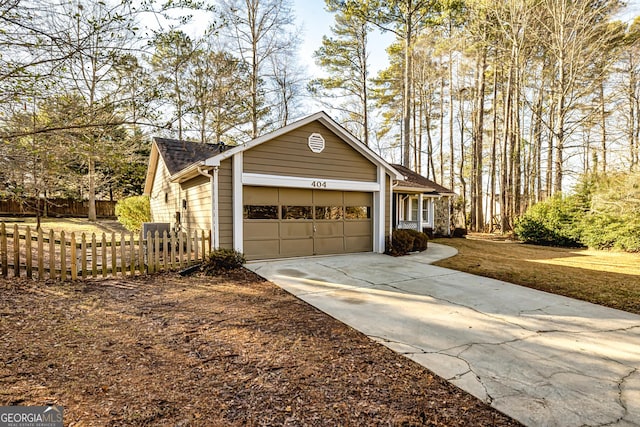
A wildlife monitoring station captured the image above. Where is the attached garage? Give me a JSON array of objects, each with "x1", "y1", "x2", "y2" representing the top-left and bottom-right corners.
[
  {"x1": 144, "y1": 111, "x2": 404, "y2": 261},
  {"x1": 243, "y1": 187, "x2": 372, "y2": 260}
]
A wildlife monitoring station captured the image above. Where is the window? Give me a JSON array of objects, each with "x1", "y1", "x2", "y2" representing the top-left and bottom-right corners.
[
  {"x1": 315, "y1": 206, "x2": 343, "y2": 220},
  {"x1": 345, "y1": 206, "x2": 370, "y2": 219},
  {"x1": 244, "y1": 205, "x2": 278, "y2": 219},
  {"x1": 410, "y1": 198, "x2": 419, "y2": 221},
  {"x1": 422, "y1": 199, "x2": 430, "y2": 222},
  {"x1": 282, "y1": 206, "x2": 313, "y2": 220}
]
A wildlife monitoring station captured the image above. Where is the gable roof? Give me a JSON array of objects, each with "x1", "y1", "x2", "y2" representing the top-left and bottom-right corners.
[
  {"x1": 170, "y1": 111, "x2": 402, "y2": 182},
  {"x1": 154, "y1": 137, "x2": 224, "y2": 176},
  {"x1": 392, "y1": 164, "x2": 455, "y2": 195}
]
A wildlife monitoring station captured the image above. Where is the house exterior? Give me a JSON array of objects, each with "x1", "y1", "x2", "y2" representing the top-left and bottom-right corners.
[{"x1": 144, "y1": 112, "x2": 453, "y2": 260}]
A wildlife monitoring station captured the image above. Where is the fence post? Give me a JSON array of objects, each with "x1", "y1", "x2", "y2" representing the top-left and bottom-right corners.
[
  {"x1": 37, "y1": 228, "x2": 44, "y2": 279},
  {"x1": 186, "y1": 230, "x2": 192, "y2": 265},
  {"x1": 162, "y1": 231, "x2": 168, "y2": 271},
  {"x1": 81, "y1": 233, "x2": 87, "y2": 279},
  {"x1": 25, "y1": 227, "x2": 32, "y2": 279},
  {"x1": 1, "y1": 223, "x2": 7, "y2": 278},
  {"x1": 60, "y1": 231, "x2": 66, "y2": 281},
  {"x1": 13, "y1": 224, "x2": 20, "y2": 278},
  {"x1": 49, "y1": 230, "x2": 55, "y2": 280},
  {"x1": 101, "y1": 233, "x2": 107, "y2": 278},
  {"x1": 70, "y1": 232, "x2": 77, "y2": 280}
]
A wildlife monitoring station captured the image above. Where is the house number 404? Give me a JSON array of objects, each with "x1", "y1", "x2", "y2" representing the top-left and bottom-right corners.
[{"x1": 311, "y1": 180, "x2": 327, "y2": 188}]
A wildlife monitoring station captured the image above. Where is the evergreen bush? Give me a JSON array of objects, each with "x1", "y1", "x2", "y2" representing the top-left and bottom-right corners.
[{"x1": 115, "y1": 195, "x2": 150, "y2": 233}]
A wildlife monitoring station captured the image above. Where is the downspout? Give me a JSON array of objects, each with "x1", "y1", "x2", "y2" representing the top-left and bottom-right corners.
[{"x1": 198, "y1": 166, "x2": 219, "y2": 250}]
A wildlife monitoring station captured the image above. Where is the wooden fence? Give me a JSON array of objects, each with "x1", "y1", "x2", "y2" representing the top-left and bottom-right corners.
[
  {"x1": 0, "y1": 198, "x2": 117, "y2": 218},
  {"x1": 0, "y1": 224, "x2": 211, "y2": 281}
]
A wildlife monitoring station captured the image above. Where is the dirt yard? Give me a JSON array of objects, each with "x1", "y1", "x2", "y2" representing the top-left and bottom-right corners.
[{"x1": 0, "y1": 270, "x2": 519, "y2": 426}]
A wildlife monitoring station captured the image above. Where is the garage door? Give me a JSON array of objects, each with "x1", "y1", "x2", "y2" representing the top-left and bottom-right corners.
[{"x1": 243, "y1": 187, "x2": 372, "y2": 260}]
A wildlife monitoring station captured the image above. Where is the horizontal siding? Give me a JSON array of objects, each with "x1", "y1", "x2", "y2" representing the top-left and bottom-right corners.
[
  {"x1": 149, "y1": 156, "x2": 179, "y2": 225},
  {"x1": 218, "y1": 159, "x2": 233, "y2": 249},
  {"x1": 244, "y1": 122, "x2": 376, "y2": 182},
  {"x1": 183, "y1": 174, "x2": 211, "y2": 232}
]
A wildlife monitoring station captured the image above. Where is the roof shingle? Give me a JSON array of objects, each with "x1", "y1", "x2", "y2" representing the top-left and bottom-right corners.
[
  {"x1": 391, "y1": 164, "x2": 454, "y2": 194},
  {"x1": 154, "y1": 137, "x2": 224, "y2": 176}
]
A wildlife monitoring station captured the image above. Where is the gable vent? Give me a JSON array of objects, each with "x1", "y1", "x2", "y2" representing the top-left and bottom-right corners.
[{"x1": 308, "y1": 133, "x2": 325, "y2": 153}]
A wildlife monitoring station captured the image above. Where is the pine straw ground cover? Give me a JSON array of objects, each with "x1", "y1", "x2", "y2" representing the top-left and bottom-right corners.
[{"x1": 0, "y1": 270, "x2": 519, "y2": 426}]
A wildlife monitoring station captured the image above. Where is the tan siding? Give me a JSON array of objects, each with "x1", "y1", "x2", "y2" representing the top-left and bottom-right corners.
[
  {"x1": 183, "y1": 175, "x2": 210, "y2": 232},
  {"x1": 149, "y1": 156, "x2": 179, "y2": 226},
  {"x1": 218, "y1": 159, "x2": 233, "y2": 249},
  {"x1": 243, "y1": 122, "x2": 377, "y2": 182}
]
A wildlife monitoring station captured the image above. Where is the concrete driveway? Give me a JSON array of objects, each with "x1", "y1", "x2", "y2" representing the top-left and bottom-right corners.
[{"x1": 247, "y1": 243, "x2": 640, "y2": 427}]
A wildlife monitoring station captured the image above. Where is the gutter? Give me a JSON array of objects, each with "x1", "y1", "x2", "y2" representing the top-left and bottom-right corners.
[{"x1": 197, "y1": 166, "x2": 219, "y2": 250}]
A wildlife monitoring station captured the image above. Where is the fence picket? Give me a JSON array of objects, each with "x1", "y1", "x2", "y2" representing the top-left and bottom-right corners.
[
  {"x1": 154, "y1": 231, "x2": 160, "y2": 273},
  {"x1": 81, "y1": 233, "x2": 87, "y2": 279},
  {"x1": 37, "y1": 228, "x2": 44, "y2": 279},
  {"x1": 92, "y1": 233, "x2": 97, "y2": 278},
  {"x1": 138, "y1": 231, "x2": 144, "y2": 274},
  {"x1": 101, "y1": 233, "x2": 107, "y2": 278},
  {"x1": 129, "y1": 233, "x2": 135, "y2": 275},
  {"x1": 60, "y1": 231, "x2": 66, "y2": 281},
  {"x1": 13, "y1": 225, "x2": 19, "y2": 278},
  {"x1": 0, "y1": 226, "x2": 209, "y2": 281},
  {"x1": 49, "y1": 230, "x2": 55, "y2": 280},
  {"x1": 120, "y1": 235, "x2": 126, "y2": 276},
  {"x1": 70, "y1": 232, "x2": 78, "y2": 280},
  {"x1": 25, "y1": 227, "x2": 32, "y2": 279},
  {"x1": 111, "y1": 233, "x2": 117, "y2": 277},
  {"x1": 1, "y1": 223, "x2": 6, "y2": 278}
]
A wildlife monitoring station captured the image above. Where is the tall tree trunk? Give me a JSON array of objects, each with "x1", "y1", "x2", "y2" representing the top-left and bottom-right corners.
[
  {"x1": 600, "y1": 79, "x2": 607, "y2": 174},
  {"x1": 501, "y1": 64, "x2": 513, "y2": 233},
  {"x1": 471, "y1": 49, "x2": 486, "y2": 232},
  {"x1": 489, "y1": 64, "x2": 498, "y2": 232},
  {"x1": 402, "y1": 9, "x2": 412, "y2": 167},
  {"x1": 88, "y1": 157, "x2": 96, "y2": 221},
  {"x1": 449, "y1": 48, "x2": 455, "y2": 191}
]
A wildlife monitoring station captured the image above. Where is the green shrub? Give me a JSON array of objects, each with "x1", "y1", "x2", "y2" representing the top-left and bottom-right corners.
[
  {"x1": 581, "y1": 213, "x2": 640, "y2": 252},
  {"x1": 514, "y1": 194, "x2": 585, "y2": 247},
  {"x1": 115, "y1": 195, "x2": 150, "y2": 233},
  {"x1": 385, "y1": 229, "x2": 429, "y2": 256},
  {"x1": 404, "y1": 229, "x2": 429, "y2": 252},
  {"x1": 201, "y1": 248, "x2": 246, "y2": 275}
]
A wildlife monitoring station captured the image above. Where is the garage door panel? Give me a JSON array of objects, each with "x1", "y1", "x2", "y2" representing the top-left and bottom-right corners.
[
  {"x1": 315, "y1": 221, "x2": 343, "y2": 237},
  {"x1": 346, "y1": 236, "x2": 372, "y2": 252},
  {"x1": 244, "y1": 240, "x2": 279, "y2": 260},
  {"x1": 280, "y1": 222, "x2": 313, "y2": 238},
  {"x1": 244, "y1": 222, "x2": 279, "y2": 239},
  {"x1": 279, "y1": 188, "x2": 312, "y2": 204},
  {"x1": 280, "y1": 239, "x2": 313, "y2": 257},
  {"x1": 314, "y1": 237, "x2": 345, "y2": 255},
  {"x1": 244, "y1": 186, "x2": 278, "y2": 204},
  {"x1": 313, "y1": 190, "x2": 343, "y2": 205},
  {"x1": 344, "y1": 192, "x2": 372, "y2": 205},
  {"x1": 344, "y1": 221, "x2": 372, "y2": 236}
]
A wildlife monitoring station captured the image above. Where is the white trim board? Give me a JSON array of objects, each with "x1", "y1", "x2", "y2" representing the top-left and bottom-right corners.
[{"x1": 242, "y1": 173, "x2": 381, "y2": 192}]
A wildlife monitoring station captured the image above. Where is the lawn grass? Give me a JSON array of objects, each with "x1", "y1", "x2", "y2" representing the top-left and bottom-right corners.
[
  {"x1": 0, "y1": 217, "x2": 127, "y2": 236},
  {"x1": 431, "y1": 236, "x2": 640, "y2": 315}
]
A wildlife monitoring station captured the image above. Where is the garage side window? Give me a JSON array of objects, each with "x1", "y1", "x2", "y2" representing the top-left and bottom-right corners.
[
  {"x1": 282, "y1": 206, "x2": 313, "y2": 219},
  {"x1": 345, "y1": 206, "x2": 371, "y2": 219},
  {"x1": 315, "y1": 206, "x2": 343, "y2": 220},
  {"x1": 244, "y1": 205, "x2": 279, "y2": 219}
]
